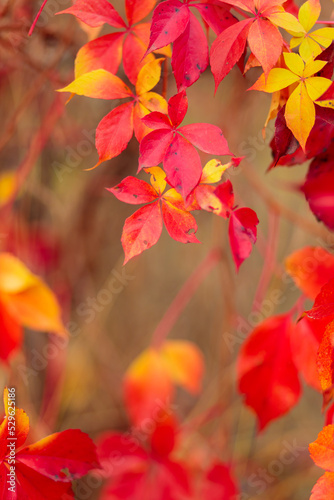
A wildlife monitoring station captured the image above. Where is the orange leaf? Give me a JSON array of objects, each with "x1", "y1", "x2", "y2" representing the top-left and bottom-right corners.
[
  {"x1": 124, "y1": 341, "x2": 204, "y2": 425},
  {"x1": 310, "y1": 472, "x2": 334, "y2": 500},
  {"x1": 310, "y1": 424, "x2": 334, "y2": 472},
  {"x1": 285, "y1": 246, "x2": 334, "y2": 300},
  {"x1": 0, "y1": 253, "x2": 66, "y2": 338}
]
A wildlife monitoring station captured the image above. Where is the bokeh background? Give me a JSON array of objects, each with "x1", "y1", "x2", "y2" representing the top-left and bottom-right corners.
[{"x1": 1, "y1": 0, "x2": 334, "y2": 498}]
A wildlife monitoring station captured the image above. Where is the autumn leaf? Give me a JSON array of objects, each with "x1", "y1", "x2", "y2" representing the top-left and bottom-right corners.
[
  {"x1": 290, "y1": 316, "x2": 327, "y2": 391},
  {"x1": 123, "y1": 340, "x2": 204, "y2": 426},
  {"x1": 0, "y1": 253, "x2": 66, "y2": 362},
  {"x1": 97, "y1": 417, "x2": 191, "y2": 499},
  {"x1": 139, "y1": 91, "x2": 232, "y2": 199},
  {"x1": 285, "y1": 246, "x2": 334, "y2": 299},
  {"x1": 228, "y1": 207, "x2": 259, "y2": 270},
  {"x1": 210, "y1": 0, "x2": 304, "y2": 88},
  {"x1": 58, "y1": 0, "x2": 160, "y2": 84},
  {"x1": 290, "y1": 0, "x2": 334, "y2": 62},
  {"x1": 109, "y1": 167, "x2": 200, "y2": 263},
  {"x1": 250, "y1": 52, "x2": 332, "y2": 150},
  {"x1": 301, "y1": 154, "x2": 334, "y2": 231},
  {"x1": 145, "y1": 0, "x2": 236, "y2": 89},
  {"x1": 58, "y1": 58, "x2": 167, "y2": 167},
  {"x1": 237, "y1": 313, "x2": 301, "y2": 430},
  {"x1": 0, "y1": 388, "x2": 99, "y2": 498}
]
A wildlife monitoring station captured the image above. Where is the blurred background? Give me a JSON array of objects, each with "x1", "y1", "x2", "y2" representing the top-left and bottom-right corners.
[{"x1": 1, "y1": 0, "x2": 333, "y2": 498}]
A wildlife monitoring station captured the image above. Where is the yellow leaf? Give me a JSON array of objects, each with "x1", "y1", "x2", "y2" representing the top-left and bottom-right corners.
[
  {"x1": 305, "y1": 76, "x2": 331, "y2": 100},
  {"x1": 160, "y1": 340, "x2": 204, "y2": 394},
  {"x1": 303, "y1": 59, "x2": 327, "y2": 77},
  {"x1": 283, "y1": 52, "x2": 304, "y2": 76},
  {"x1": 0, "y1": 253, "x2": 36, "y2": 293},
  {"x1": 139, "y1": 91, "x2": 168, "y2": 113},
  {"x1": 290, "y1": 35, "x2": 304, "y2": 49},
  {"x1": 57, "y1": 70, "x2": 132, "y2": 99},
  {"x1": 285, "y1": 82, "x2": 315, "y2": 151},
  {"x1": 0, "y1": 171, "x2": 16, "y2": 206},
  {"x1": 249, "y1": 68, "x2": 300, "y2": 93},
  {"x1": 268, "y1": 12, "x2": 305, "y2": 33},
  {"x1": 144, "y1": 166, "x2": 167, "y2": 195},
  {"x1": 311, "y1": 27, "x2": 334, "y2": 47},
  {"x1": 298, "y1": 0, "x2": 321, "y2": 32},
  {"x1": 201, "y1": 159, "x2": 231, "y2": 184},
  {"x1": 300, "y1": 36, "x2": 323, "y2": 61},
  {"x1": 135, "y1": 58, "x2": 164, "y2": 96}
]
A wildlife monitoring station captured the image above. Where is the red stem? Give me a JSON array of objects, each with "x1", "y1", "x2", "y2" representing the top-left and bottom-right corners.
[
  {"x1": 152, "y1": 248, "x2": 222, "y2": 349},
  {"x1": 28, "y1": 0, "x2": 49, "y2": 36}
]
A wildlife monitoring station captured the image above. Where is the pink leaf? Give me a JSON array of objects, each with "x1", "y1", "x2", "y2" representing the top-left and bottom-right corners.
[
  {"x1": 108, "y1": 177, "x2": 158, "y2": 204},
  {"x1": 168, "y1": 91, "x2": 188, "y2": 127},
  {"x1": 58, "y1": 0, "x2": 126, "y2": 28},
  {"x1": 195, "y1": 4, "x2": 238, "y2": 35},
  {"x1": 139, "y1": 129, "x2": 173, "y2": 169},
  {"x1": 228, "y1": 207, "x2": 259, "y2": 270},
  {"x1": 172, "y1": 12, "x2": 209, "y2": 91},
  {"x1": 179, "y1": 123, "x2": 232, "y2": 155},
  {"x1": 164, "y1": 134, "x2": 202, "y2": 199},
  {"x1": 146, "y1": 0, "x2": 190, "y2": 54},
  {"x1": 141, "y1": 112, "x2": 172, "y2": 130}
]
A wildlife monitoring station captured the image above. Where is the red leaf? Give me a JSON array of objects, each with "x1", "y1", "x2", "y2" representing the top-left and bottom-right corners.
[
  {"x1": 201, "y1": 463, "x2": 239, "y2": 500},
  {"x1": 247, "y1": 18, "x2": 282, "y2": 76},
  {"x1": 302, "y1": 160, "x2": 334, "y2": 231},
  {"x1": 121, "y1": 202, "x2": 163, "y2": 264},
  {"x1": 210, "y1": 18, "x2": 252, "y2": 90},
  {"x1": 162, "y1": 195, "x2": 200, "y2": 243},
  {"x1": 214, "y1": 180, "x2": 235, "y2": 216},
  {"x1": 0, "y1": 300, "x2": 22, "y2": 362},
  {"x1": 16, "y1": 429, "x2": 99, "y2": 480},
  {"x1": 168, "y1": 91, "x2": 188, "y2": 127},
  {"x1": 237, "y1": 314, "x2": 301, "y2": 430},
  {"x1": 108, "y1": 177, "x2": 158, "y2": 204},
  {"x1": 228, "y1": 207, "x2": 259, "y2": 271},
  {"x1": 164, "y1": 134, "x2": 202, "y2": 199},
  {"x1": 123, "y1": 28, "x2": 155, "y2": 85},
  {"x1": 126, "y1": 0, "x2": 157, "y2": 25},
  {"x1": 75, "y1": 33, "x2": 124, "y2": 77},
  {"x1": 14, "y1": 463, "x2": 74, "y2": 500},
  {"x1": 195, "y1": 4, "x2": 238, "y2": 36},
  {"x1": 95, "y1": 102, "x2": 134, "y2": 166},
  {"x1": 179, "y1": 123, "x2": 232, "y2": 155},
  {"x1": 139, "y1": 129, "x2": 173, "y2": 169},
  {"x1": 141, "y1": 111, "x2": 172, "y2": 130},
  {"x1": 172, "y1": 12, "x2": 209, "y2": 91},
  {"x1": 307, "y1": 279, "x2": 334, "y2": 320},
  {"x1": 58, "y1": 0, "x2": 126, "y2": 28},
  {"x1": 146, "y1": 0, "x2": 190, "y2": 54},
  {"x1": 290, "y1": 316, "x2": 327, "y2": 391}
]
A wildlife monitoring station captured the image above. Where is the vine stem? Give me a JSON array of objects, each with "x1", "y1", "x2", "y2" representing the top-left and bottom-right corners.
[
  {"x1": 152, "y1": 247, "x2": 222, "y2": 349},
  {"x1": 28, "y1": 0, "x2": 49, "y2": 36}
]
